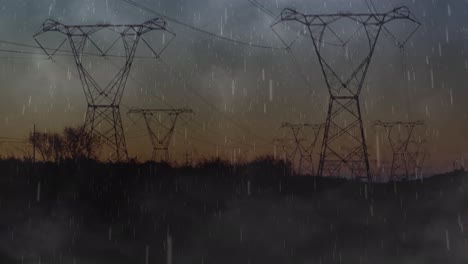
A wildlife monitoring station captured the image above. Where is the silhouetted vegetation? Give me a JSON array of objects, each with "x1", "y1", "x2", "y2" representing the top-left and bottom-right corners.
[
  {"x1": 28, "y1": 126, "x2": 100, "y2": 162},
  {"x1": 0, "y1": 153, "x2": 467, "y2": 263}
]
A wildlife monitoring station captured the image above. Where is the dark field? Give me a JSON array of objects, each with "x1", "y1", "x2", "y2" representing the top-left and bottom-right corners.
[{"x1": 0, "y1": 159, "x2": 467, "y2": 264}]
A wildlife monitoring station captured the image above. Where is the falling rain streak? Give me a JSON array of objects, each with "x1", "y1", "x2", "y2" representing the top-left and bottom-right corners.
[{"x1": 0, "y1": 0, "x2": 467, "y2": 263}]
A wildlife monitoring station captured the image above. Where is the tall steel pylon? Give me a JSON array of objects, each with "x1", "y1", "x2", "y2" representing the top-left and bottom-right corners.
[
  {"x1": 34, "y1": 18, "x2": 174, "y2": 161},
  {"x1": 272, "y1": 6, "x2": 420, "y2": 181},
  {"x1": 278, "y1": 123, "x2": 323, "y2": 176},
  {"x1": 273, "y1": 138, "x2": 292, "y2": 162},
  {"x1": 374, "y1": 120, "x2": 427, "y2": 181},
  {"x1": 128, "y1": 108, "x2": 194, "y2": 162}
]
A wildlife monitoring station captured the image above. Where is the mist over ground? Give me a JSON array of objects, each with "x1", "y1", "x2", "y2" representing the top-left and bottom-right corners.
[{"x1": 0, "y1": 160, "x2": 467, "y2": 263}]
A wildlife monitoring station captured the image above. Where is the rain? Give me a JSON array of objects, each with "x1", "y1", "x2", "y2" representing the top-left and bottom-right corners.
[{"x1": 0, "y1": 0, "x2": 467, "y2": 263}]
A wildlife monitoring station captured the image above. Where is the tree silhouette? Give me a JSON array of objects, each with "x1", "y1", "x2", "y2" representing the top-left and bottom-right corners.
[{"x1": 29, "y1": 126, "x2": 100, "y2": 162}]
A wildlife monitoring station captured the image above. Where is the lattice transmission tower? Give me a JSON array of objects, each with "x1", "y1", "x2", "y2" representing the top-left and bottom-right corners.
[
  {"x1": 128, "y1": 108, "x2": 194, "y2": 162},
  {"x1": 277, "y1": 123, "x2": 323, "y2": 176},
  {"x1": 374, "y1": 120, "x2": 427, "y2": 181},
  {"x1": 272, "y1": 6, "x2": 420, "y2": 181},
  {"x1": 34, "y1": 18, "x2": 174, "y2": 161},
  {"x1": 273, "y1": 138, "x2": 293, "y2": 162}
]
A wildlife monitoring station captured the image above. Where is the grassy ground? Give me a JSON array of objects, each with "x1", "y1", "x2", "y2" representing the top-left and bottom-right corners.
[{"x1": 0, "y1": 159, "x2": 467, "y2": 263}]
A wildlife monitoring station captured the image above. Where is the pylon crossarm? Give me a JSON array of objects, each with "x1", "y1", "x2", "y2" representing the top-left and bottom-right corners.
[
  {"x1": 35, "y1": 18, "x2": 167, "y2": 34},
  {"x1": 34, "y1": 18, "x2": 174, "y2": 60},
  {"x1": 273, "y1": 6, "x2": 419, "y2": 180},
  {"x1": 275, "y1": 7, "x2": 418, "y2": 95},
  {"x1": 141, "y1": 17, "x2": 169, "y2": 32},
  {"x1": 277, "y1": 6, "x2": 419, "y2": 26},
  {"x1": 34, "y1": 17, "x2": 175, "y2": 161}
]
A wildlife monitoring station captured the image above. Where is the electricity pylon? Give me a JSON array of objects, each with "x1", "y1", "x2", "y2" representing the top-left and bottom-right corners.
[
  {"x1": 272, "y1": 6, "x2": 420, "y2": 181},
  {"x1": 128, "y1": 108, "x2": 194, "y2": 162},
  {"x1": 34, "y1": 18, "x2": 174, "y2": 161},
  {"x1": 374, "y1": 120, "x2": 427, "y2": 181},
  {"x1": 273, "y1": 138, "x2": 293, "y2": 162},
  {"x1": 279, "y1": 123, "x2": 323, "y2": 176}
]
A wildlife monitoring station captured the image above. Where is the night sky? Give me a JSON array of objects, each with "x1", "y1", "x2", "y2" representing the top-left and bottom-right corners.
[{"x1": 0, "y1": 0, "x2": 466, "y2": 171}]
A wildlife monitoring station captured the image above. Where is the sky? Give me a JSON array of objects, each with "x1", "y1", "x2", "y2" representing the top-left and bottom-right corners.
[{"x1": 0, "y1": 0, "x2": 466, "y2": 172}]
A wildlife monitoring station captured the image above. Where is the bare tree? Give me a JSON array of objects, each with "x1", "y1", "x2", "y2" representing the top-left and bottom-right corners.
[
  {"x1": 28, "y1": 132, "x2": 65, "y2": 162},
  {"x1": 63, "y1": 126, "x2": 100, "y2": 160},
  {"x1": 28, "y1": 126, "x2": 101, "y2": 162}
]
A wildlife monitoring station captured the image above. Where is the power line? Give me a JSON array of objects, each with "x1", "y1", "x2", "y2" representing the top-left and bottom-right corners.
[
  {"x1": 0, "y1": 12, "x2": 276, "y2": 147},
  {"x1": 0, "y1": 136, "x2": 27, "y2": 142},
  {"x1": 0, "y1": 56, "x2": 49, "y2": 60},
  {"x1": 119, "y1": 47, "x2": 274, "y2": 147},
  {"x1": 249, "y1": 0, "x2": 278, "y2": 19},
  {"x1": 124, "y1": 106, "x2": 220, "y2": 148},
  {"x1": 0, "y1": 39, "x2": 160, "y2": 59},
  {"x1": 273, "y1": 6, "x2": 421, "y2": 181},
  {"x1": 0, "y1": 39, "x2": 47, "y2": 50},
  {"x1": 0, "y1": 39, "x2": 267, "y2": 150},
  {"x1": 33, "y1": 18, "x2": 176, "y2": 161},
  {"x1": 0, "y1": 48, "x2": 50, "y2": 56},
  {"x1": 249, "y1": 0, "x2": 323, "y2": 110},
  {"x1": 0, "y1": 42, "x2": 275, "y2": 148},
  {"x1": 0, "y1": 51, "x2": 275, "y2": 148},
  {"x1": 117, "y1": 61, "x2": 267, "y2": 149},
  {"x1": 123, "y1": 83, "x2": 270, "y2": 150},
  {"x1": 157, "y1": 58, "x2": 271, "y2": 146},
  {"x1": 121, "y1": 0, "x2": 284, "y2": 50}
]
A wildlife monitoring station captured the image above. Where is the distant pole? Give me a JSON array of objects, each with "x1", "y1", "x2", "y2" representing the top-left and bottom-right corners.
[{"x1": 32, "y1": 124, "x2": 36, "y2": 163}]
